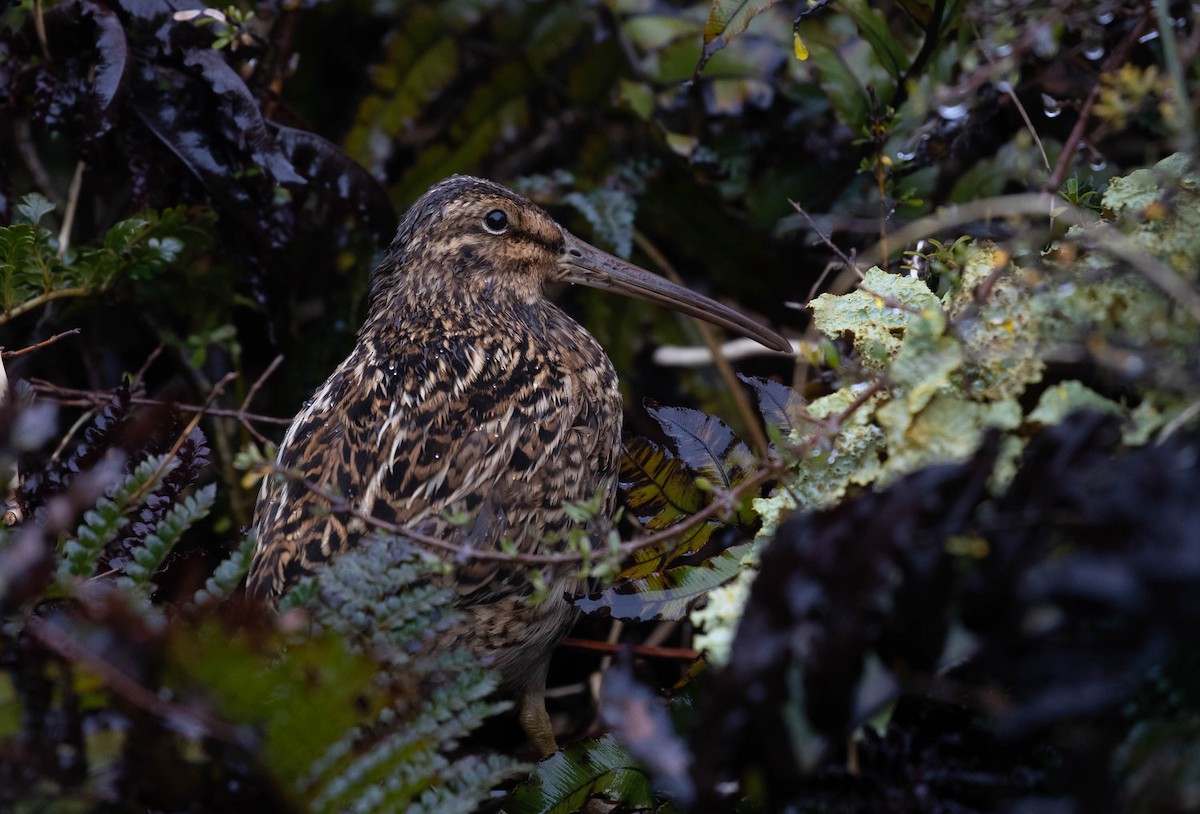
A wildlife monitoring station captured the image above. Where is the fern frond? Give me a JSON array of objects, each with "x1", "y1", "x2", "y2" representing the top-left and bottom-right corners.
[
  {"x1": 57, "y1": 454, "x2": 176, "y2": 580},
  {"x1": 193, "y1": 532, "x2": 257, "y2": 606},
  {"x1": 117, "y1": 482, "x2": 216, "y2": 590},
  {"x1": 285, "y1": 534, "x2": 526, "y2": 813}
]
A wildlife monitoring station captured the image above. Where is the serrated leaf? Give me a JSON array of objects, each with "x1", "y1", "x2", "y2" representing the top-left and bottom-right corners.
[
  {"x1": 619, "y1": 437, "x2": 706, "y2": 530},
  {"x1": 645, "y1": 403, "x2": 755, "y2": 492},
  {"x1": 618, "y1": 438, "x2": 720, "y2": 578},
  {"x1": 738, "y1": 374, "x2": 808, "y2": 440},
  {"x1": 506, "y1": 734, "x2": 656, "y2": 814},
  {"x1": 575, "y1": 541, "x2": 754, "y2": 621},
  {"x1": 15, "y1": 193, "x2": 56, "y2": 226}
]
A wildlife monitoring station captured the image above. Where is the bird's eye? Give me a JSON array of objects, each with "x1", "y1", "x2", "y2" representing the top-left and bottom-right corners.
[{"x1": 483, "y1": 209, "x2": 509, "y2": 234}]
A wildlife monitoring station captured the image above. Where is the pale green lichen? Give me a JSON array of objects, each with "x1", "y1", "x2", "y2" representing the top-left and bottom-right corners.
[
  {"x1": 1027, "y1": 380, "x2": 1124, "y2": 426},
  {"x1": 810, "y1": 267, "x2": 941, "y2": 368},
  {"x1": 693, "y1": 156, "x2": 1200, "y2": 665}
]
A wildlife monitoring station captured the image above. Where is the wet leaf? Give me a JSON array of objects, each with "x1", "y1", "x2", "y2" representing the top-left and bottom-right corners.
[
  {"x1": 618, "y1": 437, "x2": 720, "y2": 578},
  {"x1": 576, "y1": 541, "x2": 753, "y2": 621},
  {"x1": 80, "y1": 0, "x2": 130, "y2": 135},
  {"x1": 645, "y1": 402, "x2": 755, "y2": 494},
  {"x1": 738, "y1": 373, "x2": 807, "y2": 440},
  {"x1": 182, "y1": 49, "x2": 303, "y2": 185},
  {"x1": 837, "y1": 0, "x2": 910, "y2": 80},
  {"x1": 507, "y1": 734, "x2": 656, "y2": 814},
  {"x1": 271, "y1": 123, "x2": 397, "y2": 241}
]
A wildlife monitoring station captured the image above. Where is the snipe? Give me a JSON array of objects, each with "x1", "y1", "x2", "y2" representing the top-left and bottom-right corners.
[{"x1": 248, "y1": 175, "x2": 789, "y2": 755}]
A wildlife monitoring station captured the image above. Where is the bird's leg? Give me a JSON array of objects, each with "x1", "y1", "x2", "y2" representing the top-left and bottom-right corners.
[{"x1": 519, "y1": 679, "x2": 558, "y2": 757}]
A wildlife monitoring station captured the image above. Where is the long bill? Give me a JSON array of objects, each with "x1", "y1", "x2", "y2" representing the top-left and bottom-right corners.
[{"x1": 556, "y1": 233, "x2": 792, "y2": 353}]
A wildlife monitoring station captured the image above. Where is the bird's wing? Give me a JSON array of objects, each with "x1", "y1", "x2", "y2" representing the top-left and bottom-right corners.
[{"x1": 247, "y1": 329, "x2": 620, "y2": 599}]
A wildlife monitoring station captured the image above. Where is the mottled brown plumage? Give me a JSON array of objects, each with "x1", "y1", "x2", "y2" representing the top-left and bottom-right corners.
[{"x1": 247, "y1": 175, "x2": 788, "y2": 754}]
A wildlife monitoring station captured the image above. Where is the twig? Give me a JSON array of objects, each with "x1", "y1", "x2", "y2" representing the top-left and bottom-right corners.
[
  {"x1": 857, "y1": 285, "x2": 925, "y2": 315},
  {"x1": 57, "y1": 162, "x2": 86, "y2": 257},
  {"x1": 241, "y1": 355, "x2": 284, "y2": 416},
  {"x1": 633, "y1": 230, "x2": 771, "y2": 458},
  {"x1": 788, "y1": 199, "x2": 863, "y2": 278},
  {"x1": 126, "y1": 372, "x2": 237, "y2": 507},
  {"x1": 30, "y1": 380, "x2": 291, "y2": 427},
  {"x1": 267, "y1": 458, "x2": 782, "y2": 567},
  {"x1": 1153, "y1": 0, "x2": 1197, "y2": 154},
  {"x1": 24, "y1": 616, "x2": 246, "y2": 744},
  {"x1": 238, "y1": 355, "x2": 285, "y2": 444},
  {"x1": 32, "y1": 0, "x2": 49, "y2": 59},
  {"x1": 968, "y1": 21, "x2": 1048, "y2": 172},
  {"x1": 1, "y1": 288, "x2": 94, "y2": 325},
  {"x1": 2, "y1": 329, "x2": 80, "y2": 359},
  {"x1": 260, "y1": 377, "x2": 881, "y2": 569},
  {"x1": 14, "y1": 119, "x2": 59, "y2": 206},
  {"x1": 1046, "y1": 13, "x2": 1148, "y2": 191},
  {"x1": 559, "y1": 637, "x2": 700, "y2": 662}
]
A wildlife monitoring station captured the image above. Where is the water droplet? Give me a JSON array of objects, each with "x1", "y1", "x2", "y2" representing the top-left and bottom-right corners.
[
  {"x1": 994, "y1": 43, "x2": 1014, "y2": 58},
  {"x1": 1096, "y1": 11, "x2": 1115, "y2": 24},
  {"x1": 1084, "y1": 43, "x2": 1105, "y2": 61},
  {"x1": 1138, "y1": 30, "x2": 1159, "y2": 44},
  {"x1": 1089, "y1": 157, "x2": 1108, "y2": 171},
  {"x1": 1042, "y1": 93, "x2": 1063, "y2": 119},
  {"x1": 896, "y1": 149, "x2": 916, "y2": 161},
  {"x1": 937, "y1": 102, "x2": 970, "y2": 120}
]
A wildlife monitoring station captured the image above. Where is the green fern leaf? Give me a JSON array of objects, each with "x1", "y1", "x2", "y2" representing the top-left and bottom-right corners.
[
  {"x1": 57, "y1": 455, "x2": 176, "y2": 581},
  {"x1": 118, "y1": 483, "x2": 216, "y2": 590}
]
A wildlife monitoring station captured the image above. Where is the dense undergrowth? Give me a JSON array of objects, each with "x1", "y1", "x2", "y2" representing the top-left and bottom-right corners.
[{"x1": 2, "y1": 0, "x2": 1199, "y2": 812}]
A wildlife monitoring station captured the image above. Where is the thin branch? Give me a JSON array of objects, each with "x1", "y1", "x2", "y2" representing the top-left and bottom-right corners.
[
  {"x1": 860, "y1": 191, "x2": 1200, "y2": 323},
  {"x1": 1, "y1": 288, "x2": 95, "y2": 325},
  {"x1": 1047, "y1": 13, "x2": 1148, "y2": 191},
  {"x1": 238, "y1": 355, "x2": 285, "y2": 444},
  {"x1": 32, "y1": 0, "x2": 49, "y2": 59},
  {"x1": 14, "y1": 119, "x2": 59, "y2": 206},
  {"x1": 1153, "y1": 0, "x2": 1197, "y2": 154},
  {"x1": 24, "y1": 616, "x2": 246, "y2": 744},
  {"x1": 2, "y1": 329, "x2": 80, "y2": 359},
  {"x1": 257, "y1": 378, "x2": 880, "y2": 569},
  {"x1": 126, "y1": 372, "x2": 237, "y2": 507},
  {"x1": 788, "y1": 199, "x2": 863, "y2": 277},
  {"x1": 559, "y1": 636, "x2": 700, "y2": 662},
  {"x1": 30, "y1": 380, "x2": 292, "y2": 427},
  {"x1": 57, "y1": 162, "x2": 86, "y2": 257},
  {"x1": 265, "y1": 458, "x2": 782, "y2": 567},
  {"x1": 633, "y1": 230, "x2": 771, "y2": 458}
]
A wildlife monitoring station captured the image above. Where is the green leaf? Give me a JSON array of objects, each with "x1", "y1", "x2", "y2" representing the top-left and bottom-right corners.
[
  {"x1": 695, "y1": 0, "x2": 787, "y2": 77},
  {"x1": 193, "y1": 533, "x2": 257, "y2": 605},
  {"x1": 507, "y1": 734, "x2": 656, "y2": 814},
  {"x1": 58, "y1": 455, "x2": 176, "y2": 581},
  {"x1": 15, "y1": 193, "x2": 56, "y2": 226},
  {"x1": 575, "y1": 541, "x2": 754, "y2": 621},
  {"x1": 118, "y1": 483, "x2": 216, "y2": 590},
  {"x1": 836, "y1": 0, "x2": 910, "y2": 80}
]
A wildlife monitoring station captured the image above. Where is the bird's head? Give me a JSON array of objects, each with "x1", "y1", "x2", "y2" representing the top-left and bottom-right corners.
[{"x1": 369, "y1": 175, "x2": 790, "y2": 352}]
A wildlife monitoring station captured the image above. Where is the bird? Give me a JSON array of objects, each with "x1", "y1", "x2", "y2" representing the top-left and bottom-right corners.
[{"x1": 246, "y1": 175, "x2": 790, "y2": 755}]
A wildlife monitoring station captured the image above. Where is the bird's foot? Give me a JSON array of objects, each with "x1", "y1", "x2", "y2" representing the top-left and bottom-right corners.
[{"x1": 519, "y1": 685, "x2": 558, "y2": 758}]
